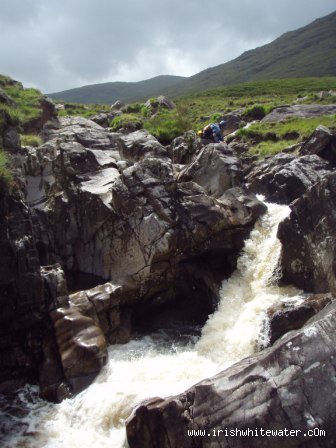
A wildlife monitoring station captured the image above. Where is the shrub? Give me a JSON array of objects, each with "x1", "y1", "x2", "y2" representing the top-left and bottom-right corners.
[
  {"x1": 144, "y1": 106, "x2": 192, "y2": 144},
  {"x1": 109, "y1": 114, "x2": 143, "y2": 131},
  {"x1": 242, "y1": 104, "x2": 266, "y2": 120},
  {"x1": 0, "y1": 149, "x2": 12, "y2": 185},
  {"x1": 21, "y1": 134, "x2": 42, "y2": 147},
  {"x1": 122, "y1": 103, "x2": 143, "y2": 113}
]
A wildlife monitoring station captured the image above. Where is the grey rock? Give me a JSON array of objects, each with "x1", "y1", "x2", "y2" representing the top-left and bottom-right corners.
[
  {"x1": 262, "y1": 293, "x2": 333, "y2": 346},
  {"x1": 247, "y1": 153, "x2": 333, "y2": 204},
  {"x1": 178, "y1": 143, "x2": 244, "y2": 197},
  {"x1": 278, "y1": 172, "x2": 336, "y2": 294},
  {"x1": 262, "y1": 103, "x2": 336, "y2": 122},
  {"x1": 118, "y1": 129, "x2": 168, "y2": 162},
  {"x1": 299, "y1": 125, "x2": 336, "y2": 165},
  {"x1": 126, "y1": 302, "x2": 336, "y2": 448}
]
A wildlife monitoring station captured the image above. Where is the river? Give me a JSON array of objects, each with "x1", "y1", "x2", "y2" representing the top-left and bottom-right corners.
[{"x1": 1, "y1": 200, "x2": 302, "y2": 448}]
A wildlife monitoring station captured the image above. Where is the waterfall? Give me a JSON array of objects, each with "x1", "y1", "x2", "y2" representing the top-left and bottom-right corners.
[{"x1": 2, "y1": 201, "x2": 302, "y2": 448}]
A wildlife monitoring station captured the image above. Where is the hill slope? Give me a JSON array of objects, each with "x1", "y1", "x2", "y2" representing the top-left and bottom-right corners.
[
  {"x1": 48, "y1": 11, "x2": 336, "y2": 104},
  {"x1": 165, "y1": 10, "x2": 336, "y2": 96},
  {"x1": 49, "y1": 75, "x2": 186, "y2": 105}
]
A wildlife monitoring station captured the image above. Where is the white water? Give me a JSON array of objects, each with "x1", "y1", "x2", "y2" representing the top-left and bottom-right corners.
[{"x1": 3, "y1": 201, "x2": 302, "y2": 448}]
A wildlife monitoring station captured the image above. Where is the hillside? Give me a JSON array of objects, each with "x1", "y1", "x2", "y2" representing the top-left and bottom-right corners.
[
  {"x1": 49, "y1": 75, "x2": 186, "y2": 105},
  {"x1": 49, "y1": 11, "x2": 336, "y2": 104},
  {"x1": 164, "y1": 10, "x2": 336, "y2": 96}
]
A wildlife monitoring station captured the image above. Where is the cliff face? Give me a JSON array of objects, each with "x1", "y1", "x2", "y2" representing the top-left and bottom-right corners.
[{"x1": 0, "y1": 112, "x2": 266, "y2": 401}]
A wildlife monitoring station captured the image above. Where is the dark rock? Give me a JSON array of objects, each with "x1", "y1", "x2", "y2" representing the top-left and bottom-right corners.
[
  {"x1": 263, "y1": 293, "x2": 333, "y2": 346},
  {"x1": 169, "y1": 131, "x2": 202, "y2": 164},
  {"x1": 178, "y1": 143, "x2": 244, "y2": 197},
  {"x1": 0, "y1": 88, "x2": 16, "y2": 107},
  {"x1": 126, "y1": 302, "x2": 336, "y2": 448},
  {"x1": 278, "y1": 172, "x2": 336, "y2": 294},
  {"x1": 221, "y1": 113, "x2": 246, "y2": 135},
  {"x1": 118, "y1": 129, "x2": 168, "y2": 162},
  {"x1": 90, "y1": 111, "x2": 122, "y2": 128},
  {"x1": 299, "y1": 125, "x2": 336, "y2": 165},
  {"x1": 247, "y1": 153, "x2": 333, "y2": 204},
  {"x1": 3, "y1": 126, "x2": 21, "y2": 149},
  {"x1": 262, "y1": 103, "x2": 336, "y2": 122},
  {"x1": 50, "y1": 306, "x2": 107, "y2": 392}
]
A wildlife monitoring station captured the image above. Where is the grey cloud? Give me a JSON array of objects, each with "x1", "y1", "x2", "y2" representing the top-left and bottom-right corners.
[{"x1": 0, "y1": 0, "x2": 335, "y2": 92}]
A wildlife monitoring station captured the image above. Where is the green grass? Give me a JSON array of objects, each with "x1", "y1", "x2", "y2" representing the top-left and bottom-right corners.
[
  {"x1": 54, "y1": 76, "x2": 336, "y2": 148},
  {"x1": 237, "y1": 114, "x2": 336, "y2": 141},
  {"x1": 250, "y1": 140, "x2": 299, "y2": 157},
  {"x1": 57, "y1": 102, "x2": 110, "y2": 118},
  {"x1": 21, "y1": 134, "x2": 42, "y2": 147},
  {"x1": 109, "y1": 113, "x2": 143, "y2": 131},
  {"x1": 0, "y1": 149, "x2": 12, "y2": 185},
  {"x1": 0, "y1": 76, "x2": 46, "y2": 131}
]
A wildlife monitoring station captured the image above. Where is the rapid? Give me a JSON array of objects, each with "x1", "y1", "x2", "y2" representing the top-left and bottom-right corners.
[{"x1": 1, "y1": 200, "x2": 302, "y2": 448}]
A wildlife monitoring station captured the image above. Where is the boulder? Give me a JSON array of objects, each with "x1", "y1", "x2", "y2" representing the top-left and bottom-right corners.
[
  {"x1": 299, "y1": 125, "x2": 336, "y2": 165},
  {"x1": 51, "y1": 306, "x2": 107, "y2": 394},
  {"x1": 178, "y1": 143, "x2": 244, "y2": 197},
  {"x1": 221, "y1": 113, "x2": 246, "y2": 135},
  {"x1": 169, "y1": 131, "x2": 202, "y2": 165},
  {"x1": 118, "y1": 129, "x2": 169, "y2": 162},
  {"x1": 111, "y1": 100, "x2": 125, "y2": 110},
  {"x1": 263, "y1": 293, "x2": 333, "y2": 346},
  {"x1": 126, "y1": 302, "x2": 336, "y2": 448},
  {"x1": 262, "y1": 103, "x2": 336, "y2": 122},
  {"x1": 278, "y1": 172, "x2": 336, "y2": 294},
  {"x1": 247, "y1": 153, "x2": 333, "y2": 204},
  {"x1": 145, "y1": 95, "x2": 176, "y2": 111}
]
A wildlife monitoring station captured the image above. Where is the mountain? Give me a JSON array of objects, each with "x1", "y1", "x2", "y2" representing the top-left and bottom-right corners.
[
  {"x1": 163, "y1": 10, "x2": 336, "y2": 97},
  {"x1": 48, "y1": 75, "x2": 186, "y2": 105},
  {"x1": 49, "y1": 11, "x2": 336, "y2": 104}
]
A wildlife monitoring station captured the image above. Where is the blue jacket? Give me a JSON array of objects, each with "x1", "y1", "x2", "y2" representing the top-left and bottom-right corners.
[{"x1": 210, "y1": 124, "x2": 223, "y2": 142}]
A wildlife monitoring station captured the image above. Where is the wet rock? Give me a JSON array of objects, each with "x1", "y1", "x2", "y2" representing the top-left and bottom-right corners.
[
  {"x1": 51, "y1": 306, "x2": 107, "y2": 393},
  {"x1": 299, "y1": 125, "x2": 336, "y2": 165},
  {"x1": 118, "y1": 129, "x2": 168, "y2": 162},
  {"x1": 247, "y1": 153, "x2": 333, "y2": 204},
  {"x1": 169, "y1": 131, "x2": 202, "y2": 165},
  {"x1": 126, "y1": 301, "x2": 336, "y2": 448},
  {"x1": 178, "y1": 143, "x2": 244, "y2": 197},
  {"x1": 263, "y1": 293, "x2": 333, "y2": 346},
  {"x1": 278, "y1": 172, "x2": 336, "y2": 294},
  {"x1": 262, "y1": 103, "x2": 336, "y2": 122}
]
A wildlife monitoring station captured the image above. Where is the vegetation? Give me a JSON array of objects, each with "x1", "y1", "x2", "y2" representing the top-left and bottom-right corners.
[
  {"x1": 0, "y1": 149, "x2": 12, "y2": 185},
  {"x1": 57, "y1": 102, "x2": 110, "y2": 118},
  {"x1": 21, "y1": 134, "x2": 43, "y2": 147},
  {"x1": 109, "y1": 113, "x2": 143, "y2": 132},
  {"x1": 144, "y1": 104, "x2": 192, "y2": 143},
  {"x1": 0, "y1": 75, "x2": 44, "y2": 130}
]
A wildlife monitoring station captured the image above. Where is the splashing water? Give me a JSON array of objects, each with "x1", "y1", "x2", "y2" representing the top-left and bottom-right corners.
[{"x1": 2, "y1": 201, "x2": 302, "y2": 448}]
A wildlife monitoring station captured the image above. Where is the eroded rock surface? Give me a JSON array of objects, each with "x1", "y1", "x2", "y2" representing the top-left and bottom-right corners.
[
  {"x1": 247, "y1": 153, "x2": 332, "y2": 204},
  {"x1": 278, "y1": 172, "x2": 336, "y2": 294},
  {"x1": 262, "y1": 103, "x2": 336, "y2": 122},
  {"x1": 1, "y1": 114, "x2": 267, "y2": 399},
  {"x1": 126, "y1": 302, "x2": 336, "y2": 448}
]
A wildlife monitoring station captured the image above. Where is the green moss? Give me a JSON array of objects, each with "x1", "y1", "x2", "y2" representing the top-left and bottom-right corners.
[
  {"x1": 0, "y1": 149, "x2": 12, "y2": 185},
  {"x1": 21, "y1": 134, "x2": 42, "y2": 147}
]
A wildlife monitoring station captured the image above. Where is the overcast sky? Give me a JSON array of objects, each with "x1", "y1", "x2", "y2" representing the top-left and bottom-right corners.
[{"x1": 1, "y1": 0, "x2": 335, "y2": 93}]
